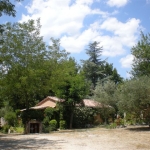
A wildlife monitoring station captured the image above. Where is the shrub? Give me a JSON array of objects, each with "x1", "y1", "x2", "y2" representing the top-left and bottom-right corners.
[
  {"x1": 14, "y1": 127, "x2": 24, "y2": 133},
  {"x1": 2, "y1": 124, "x2": 10, "y2": 133},
  {"x1": 59, "y1": 120, "x2": 66, "y2": 129},
  {"x1": 4, "y1": 112, "x2": 17, "y2": 126},
  {"x1": 42, "y1": 124, "x2": 49, "y2": 133},
  {"x1": 43, "y1": 116, "x2": 50, "y2": 126},
  {"x1": 49, "y1": 119, "x2": 57, "y2": 131}
]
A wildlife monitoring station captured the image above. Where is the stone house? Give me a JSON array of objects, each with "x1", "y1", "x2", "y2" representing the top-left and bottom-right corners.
[{"x1": 24, "y1": 96, "x2": 64, "y2": 134}]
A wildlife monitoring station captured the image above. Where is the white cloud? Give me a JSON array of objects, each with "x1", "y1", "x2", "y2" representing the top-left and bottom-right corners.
[
  {"x1": 20, "y1": 0, "x2": 141, "y2": 57},
  {"x1": 97, "y1": 17, "x2": 140, "y2": 57},
  {"x1": 107, "y1": 0, "x2": 129, "y2": 7},
  {"x1": 61, "y1": 17, "x2": 141, "y2": 55},
  {"x1": 120, "y1": 54, "x2": 134, "y2": 68},
  {"x1": 100, "y1": 17, "x2": 140, "y2": 47},
  {"x1": 126, "y1": 72, "x2": 132, "y2": 79},
  {"x1": 94, "y1": 35, "x2": 125, "y2": 57},
  {"x1": 76, "y1": 0, "x2": 93, "y2": 5},
  {"x1": 61, "y1": 27, "x2": 99, "y2": 53},
  {"x1": 21, "y1": 0, "x2": 110, "y2": 39}
]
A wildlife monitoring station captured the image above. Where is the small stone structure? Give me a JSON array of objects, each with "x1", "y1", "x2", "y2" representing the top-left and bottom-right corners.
[
  {"x1": 0, "y1": 117, "x2": 6, "y2": 127},
  {"x1": 25, "y1": 120, "x2": 42, "y2": 134}
]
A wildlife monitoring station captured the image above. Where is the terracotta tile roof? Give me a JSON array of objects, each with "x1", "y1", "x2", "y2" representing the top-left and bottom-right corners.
[
  {"x1": 20, "y1": 96, "x2": 65, "y2": 111},
  {"x1": 36, "y1": 96, "x2": 65, "y2": 106},
  {"x1": 82, "y1": 99, "x2": 103, "y2": 108},
  {"x1": 82, "y1": 99, "x2": 112, "y2": 108},
  {"x1": 30, "y1": 105, "x2": 55, "y2": 110}
]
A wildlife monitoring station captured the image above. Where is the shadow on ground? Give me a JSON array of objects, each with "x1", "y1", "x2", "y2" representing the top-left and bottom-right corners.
[
  {"x1": 126, "y1": 126, "x2": 150, "y2": 132},
  {"x1": 0, "y1": 135, "x2": 66, "y2": 150}
]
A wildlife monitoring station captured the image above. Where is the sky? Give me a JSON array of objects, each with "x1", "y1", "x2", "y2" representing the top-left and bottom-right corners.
[{"x1": 1, "y1": 0, "x2": 150, "y2": 78}]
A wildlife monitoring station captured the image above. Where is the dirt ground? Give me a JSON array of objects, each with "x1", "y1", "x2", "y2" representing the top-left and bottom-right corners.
[{"x1": 0, "y1": 126, "x2": 150, "y2": 150}]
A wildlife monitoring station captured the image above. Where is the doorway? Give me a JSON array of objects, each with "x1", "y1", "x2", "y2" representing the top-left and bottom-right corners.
[{"x1": 30, "y1": 123, "x2": 39, "y2": 133}]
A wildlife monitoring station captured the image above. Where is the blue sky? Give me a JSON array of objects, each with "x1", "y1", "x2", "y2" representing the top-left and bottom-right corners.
[{"x1": 1, "y1": 0, "x2": 150, "y2": 78}]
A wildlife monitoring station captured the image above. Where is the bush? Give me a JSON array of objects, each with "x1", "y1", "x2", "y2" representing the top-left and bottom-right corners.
[
  {"x1": 49, "y1": 119, "x2": 57, "y2": 131},
  {"x1": 41, "y1": 124, "x2": 49, "y2": 133},
  {"x1": 14, "y1": 127, "x2": 24, "y2": 133},
  {"x1": 59, "y1": 120, "x2": 66, "y2": 129},
  {"x1": 1, "y1": 124, "x2": 10, "y2": 133},
  {"x1": 4, "y1": 112, "x2": 17, "y2": 126},
  {"x1": 109, "y1": 122, "x2": 117, "y2": 129}
]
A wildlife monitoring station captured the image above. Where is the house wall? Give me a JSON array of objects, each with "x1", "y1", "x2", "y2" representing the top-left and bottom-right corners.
[{"x1": 0, "y1": 117, "x2": 6, "y2": 127}]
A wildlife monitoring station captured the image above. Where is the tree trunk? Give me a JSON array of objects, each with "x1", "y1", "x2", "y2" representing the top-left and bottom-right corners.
[{"x1": 69, "y1": 110, "x2": 74, "y2": 129}]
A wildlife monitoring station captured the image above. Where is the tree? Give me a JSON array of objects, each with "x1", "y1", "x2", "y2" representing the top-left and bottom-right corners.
[
  {"x1": 82, "y1": 42, "x2": 122, "y2": 96},
  {"x1": 33, "y1": 38, "x2": 88, "y2": 129},
  {"x1": 50, "y1": 58, "x2": 89, "y2": 128},
  {"x1": 131, "y1": 32, "x2": 150, "y2": 77},
  {"x1": 94, "y1": 80, "x2": 117, "y2": 123},
  {"x1": 103, "y1": 63, "x2": 123, "y2": 84},
  {"x1": 82, "y1": 41, "x2": 105, "y2": 90},
  {"x1": 117, "y1": 76, "x2": 150, "y2": 122},
  {"x1": 0, "y1": 19, "x2": 49, "y2": 109},
  {"x1": 0, "y1": 0, "x2": 22, "y2": 33}
]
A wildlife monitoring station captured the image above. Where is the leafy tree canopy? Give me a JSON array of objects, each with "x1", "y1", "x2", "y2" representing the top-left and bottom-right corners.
[
  {"x1": 117, "y1": 76, "x2": 150, "y2": 117},
  {"x1": 0, "y1": 0, "x2": 22, "y2": 33},
  {"x1": 0, "y1": 19, "x2": 49, "y2": 109},
  {"x1": 94, "y1": 80, "x2": 117, "y2": 122},
  {"x1": 131, "y1": 32, "x2": 150, "y2": 77},
  {"x1": 94, "y1": 80, "x2": 117, "y2": 112}
]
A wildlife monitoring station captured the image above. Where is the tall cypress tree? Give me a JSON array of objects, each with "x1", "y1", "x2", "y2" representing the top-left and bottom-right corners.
[{"x1": 82, "y1": 41, "x2": 105, "y2": 89}]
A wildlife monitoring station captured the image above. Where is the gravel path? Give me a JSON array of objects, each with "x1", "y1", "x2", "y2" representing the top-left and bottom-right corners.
[{"x1": 0, "y1": 126, "x2": 150, "y2": 150}]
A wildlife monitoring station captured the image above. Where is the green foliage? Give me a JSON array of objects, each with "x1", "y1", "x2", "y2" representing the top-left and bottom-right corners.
[
  {"x1": 131, "y1": 32, "x2": 150, "y2": 77},
  {"x1": 42, "y1": 124, "x2": 50, "y2": 133},
  {"x1": 94, "y1": 80, "x2": 117, "y2": 121},
  {"x1": 14, "y1": 127, "x2": 24, "y2": 133},
  {"x1": 50, "y1": 57, "x2": 89, "y2": 128},
  {"x1": 117, "y1": 76, "x2": 150, "y2": 113},
  {"x1": 0, "y1": 0, "x2": 22, "y2": 17},
  {"x1": 42, "y1": 116, "x2": 50, "y2": 126},
  {"x1": 0, "y1": 18, "x2": 88, "y2": 129},
  {"x1": 82, "y1": 41, "x2": 105, "y2": 89},
  {"x1": 0, "y1": 0, "x2": 15, "y2": 34},
  {"x1": 107, "y1": 122, "x2": 117, "y2": 129},
  {"x1": 102, "y1": 63, "x2": 123, "y2": 84},
  {"x1": 0, "y1": 19, "x2": 49, "y2": 109},
  {"x1": 114, "y1": 118, "x2": 124, "y2": 126},
  {"x1": 116, "y1": 76, "x2": 150, "y2": 124},
  {"x1": 59, "y1": 120, "x2": 66, "y2": 129},
  {"x1": 0, "y1": 0, "x2": 23, "y2": 41},
  {"x1": 0, "y1": 104, "x2": 12, "y2": 118},
  {"x1": 0, "y1": 108, "x2": 5, "y2": 117},
  {"x1": 21, "y1": 109, "x2": 44, "y2": 125},
  {"x1": 42, "y1": 107, "x2": 60, "y2": 131},
  {"x1": 44, "y1": 107, "x2": 55, "y2": 119},
  {"x1": 82, "y1": 41, "x2": 122, "y2": 94},
  {"x1": 43, "y1": 107, "x2": 57, "y2": 126},
  {"x1": 0, "y1": 0, "x2": 15, "y2": 17},
  {"x1": 1, "y1": 124, "x2": 10, "y2": 133},
  {"x1": 73, "y1": 107, "x2": 96, "y2": 128},
  {"x1": 4, "y1": 111, "x2": 17, "y2": 126},
  {"x1": 49, "y1": 119, "x2": 57, "y2": 131}
]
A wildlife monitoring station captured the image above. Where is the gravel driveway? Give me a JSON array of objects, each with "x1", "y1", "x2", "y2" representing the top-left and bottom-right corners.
[{"x1": 0, "y1": 126, "x2": 150, "y2": 150}]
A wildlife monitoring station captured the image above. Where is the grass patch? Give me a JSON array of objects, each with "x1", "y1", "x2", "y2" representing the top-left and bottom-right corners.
[{"x1": 14, "y1": 127, "x2": 24, "y2": 133}]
